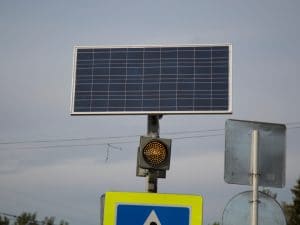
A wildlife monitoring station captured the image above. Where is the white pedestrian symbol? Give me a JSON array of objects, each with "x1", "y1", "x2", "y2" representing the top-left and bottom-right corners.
[{"x1": 143, "y1": 210, "x2": 162, "y2": 225}]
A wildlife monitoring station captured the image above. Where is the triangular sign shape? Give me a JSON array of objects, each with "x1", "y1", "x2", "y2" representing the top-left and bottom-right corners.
[{"x1": 143, "y1": 210, "x2": 162, "y2": 225}]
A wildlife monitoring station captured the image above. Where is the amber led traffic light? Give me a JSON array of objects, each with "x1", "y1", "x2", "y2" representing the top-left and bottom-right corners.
[{"x1": 138, "y1": 136, "x2": 171, "y2": 171}]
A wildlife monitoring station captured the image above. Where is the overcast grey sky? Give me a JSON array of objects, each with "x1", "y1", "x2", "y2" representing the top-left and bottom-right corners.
[{"x1": 0, "y1": 1, "x2": 300, "y2": 225}]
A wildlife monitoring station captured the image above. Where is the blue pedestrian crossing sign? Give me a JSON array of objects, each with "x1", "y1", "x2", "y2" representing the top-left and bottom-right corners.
[
  {"x1": 116, "y1": 205, "x2": 189, "y2": 225},
  {"x1": 101, "y1": 192, "x2": 203, "y2": 225}
]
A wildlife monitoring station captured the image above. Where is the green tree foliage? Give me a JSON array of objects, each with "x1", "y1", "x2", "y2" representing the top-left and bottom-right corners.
[
  {"x1": 58, "y1": 220, "x2": 68, "y2": 225},
  {"x1": 0, "y1": 216, "x2": 10, "y2": 225},
  {"x1": 43, "y1": 217, "x2": 55, "y2": 225},
  {"x1": 208, "y1": 222, "x2": 220, "y2": 225},
  {"x1": 289, "y1": 178, "x2": 300, "y2": 225},
  {"x1": 14, "y1": 212, "x2": 38, "y2": 225},
  {"x1": 0, "y1": 212, "x2": 68, "y2": 225},
  {"x1": 283, "y1": 177, "x2": 300, "y2": 225},
  {"x1": 282, "y1": 201, "x2": 293, "y2": 224}
]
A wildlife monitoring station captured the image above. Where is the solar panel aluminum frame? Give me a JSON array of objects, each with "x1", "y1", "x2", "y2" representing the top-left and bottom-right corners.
[{"x1": 70, "y1": 44, "x2": 232, "y2": 115}]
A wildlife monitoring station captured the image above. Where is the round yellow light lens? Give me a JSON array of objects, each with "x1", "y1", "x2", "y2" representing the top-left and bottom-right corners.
[{"x1": 143, "y1": 140, "x2": 168, "y2": 167}]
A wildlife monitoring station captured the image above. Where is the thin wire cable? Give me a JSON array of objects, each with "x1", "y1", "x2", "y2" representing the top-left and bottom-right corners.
[
  {"x1": 0, "y1": 133, "x2": 225, "y2": 151},
  {"x1": 0, "y1": 141, "x2": 135, "y2": 151},
  {"x1": 0, "y1": 125, "x2": 299, "y2": 151},
  {"x1": 0, "y1": 134, "x2": 139, "y2": 145},
  {"x1": 0, "y1": 128, "x2": 225, "y2": 145},
  {"x1": 1, "y1": 122, "x2": 299, "y2": 146},
  {"x1": 288, "y1": 126, "x2": 300, "y2": 130},
  {"x1": 1, "y1": 121, "x2": 299, "y2": 146},
  {"x1": 0, "y1": 212, "x2": 18, "y2": 218},
  {"x1": 0, "y1": 185, "x2": 95, "y2": 222},
  {"x1": 286, "y1": 122, "x2": 300, "y2": 125},
  {"x1": 172, "y1": 133, "x2": 224, "y2": 140}
]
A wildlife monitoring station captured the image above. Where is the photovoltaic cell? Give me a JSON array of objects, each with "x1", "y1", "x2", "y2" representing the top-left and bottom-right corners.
[{"x1": 71, "y1": 45, "x2": 232, "y2": 114}]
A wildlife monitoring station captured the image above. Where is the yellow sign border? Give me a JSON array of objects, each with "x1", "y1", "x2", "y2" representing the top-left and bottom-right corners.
[{"x1": 103, "y1": 192, "x2": 203, "y2": 225}]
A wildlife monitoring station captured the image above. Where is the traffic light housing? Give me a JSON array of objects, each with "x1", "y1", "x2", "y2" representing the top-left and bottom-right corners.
[{"x1": 137, "y1": 136, "x2": 172, "y2": 171}]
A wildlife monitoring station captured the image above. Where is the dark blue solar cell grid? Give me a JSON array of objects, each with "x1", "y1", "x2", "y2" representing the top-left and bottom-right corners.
[{"x1": 72, "y1": 45, "x2": 231, "y2": 114}]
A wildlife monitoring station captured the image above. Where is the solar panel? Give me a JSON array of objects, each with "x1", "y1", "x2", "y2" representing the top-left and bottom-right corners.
[{"x1": 71, "y1": 44, "x2": 232, "y2": 115}]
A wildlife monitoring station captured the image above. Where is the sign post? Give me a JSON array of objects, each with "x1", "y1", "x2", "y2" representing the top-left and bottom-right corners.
[
  {"x1": 223, "y1": 119, "x2": 287, "y2": 225},
  {"x1": 146, "y1": 115, "x2": 160, "y2": 193},
  {"x1": 251, "y1": 130, "x2": 259, "y2": 225}
]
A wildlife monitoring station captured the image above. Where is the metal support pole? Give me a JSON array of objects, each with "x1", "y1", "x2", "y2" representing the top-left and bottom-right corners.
[
  {"x1": 147, "y1": 114, "x2": 161, "y2": 137},
  {"x1": 147, "y1": 170, "x2": 158, "y2": 193},
  {"x1": 251, "y1": 130, "x2": 259, "y2": 225},
  {"x1": 146, "y1": 114, "x2": 162, "y2": 193}
]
